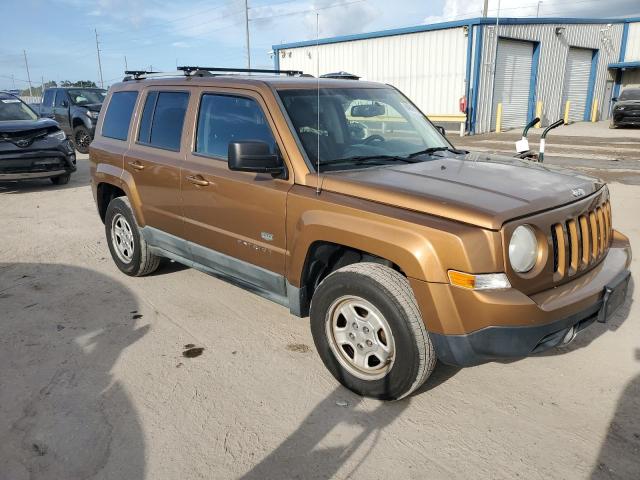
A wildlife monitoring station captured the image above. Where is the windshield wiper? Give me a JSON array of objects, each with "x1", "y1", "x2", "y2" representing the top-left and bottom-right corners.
[
  {"x1": 324, "y1": 154, "x2": 420, "y2": 165},
  {"x1": 407, "y1": 146, "x2": 467, "y2": 158}
]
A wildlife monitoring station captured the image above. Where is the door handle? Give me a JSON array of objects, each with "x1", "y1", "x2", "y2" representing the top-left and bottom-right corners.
[
  {"x1": 185, "y1": 174, "x2": 210, "y2": 187},
  {"x1": 128, "y1": 161, "x2": 145, "y2": 171}
]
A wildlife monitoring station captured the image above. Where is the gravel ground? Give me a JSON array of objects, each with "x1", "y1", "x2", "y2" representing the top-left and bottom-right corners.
[{"x1": 0, "y1": 154, "x2": 638, "y2": 480}]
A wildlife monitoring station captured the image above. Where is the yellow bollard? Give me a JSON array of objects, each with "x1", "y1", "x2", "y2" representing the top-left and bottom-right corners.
[
  {"x1": 591, "y1": 98, "x2": 598, "y2": 122},
  {"x1": 564, "y1": 100, "x2": 571, "y2": 124},
  {"x1": 496, "y1": 103, "x2": 503, "y2": 133},
  {"x1": 535, "y1": 101, "x2": 542, "y2": 128}
]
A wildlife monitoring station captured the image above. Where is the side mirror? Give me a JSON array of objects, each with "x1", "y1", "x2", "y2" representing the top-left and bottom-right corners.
[
  {"x1": 611, "y1": 97, "x2": 618, "y2": 102},
  {"x1": 228, "y1": 141, "x2": 284, "y2": 175},
  {"x1": 61, "y1": 100, "x2": 69, "y2": 108},
  {"x1": 435, "y1": 125, "x2": 446, "y2": 136}
]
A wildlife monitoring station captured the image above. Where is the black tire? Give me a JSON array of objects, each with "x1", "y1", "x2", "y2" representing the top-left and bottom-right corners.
[
  {"x1": 105, "y1": 197, "x2": 161, "y2": 277},
  {"x1": 310, "y1": 262, "x2": 436, "y2": 400},
  {"x1": 73, "y1": 125, "x2": 92, "y2": 154},
  {"x1": 50, "y1": 173, "x2": 71, "y2": 185}
]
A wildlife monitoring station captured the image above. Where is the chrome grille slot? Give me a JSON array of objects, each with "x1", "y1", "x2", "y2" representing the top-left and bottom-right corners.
[{"x1": 551, "y1": 200, "x2": 612, "y2": 279}]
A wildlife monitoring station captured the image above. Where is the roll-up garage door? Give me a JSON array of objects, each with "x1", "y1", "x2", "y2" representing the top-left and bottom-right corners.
[
  {"x1": 561, "y1": 48, "x2": 593, "y2": 122},
  {"x1": 491, "y1": 39, "x2": 533, "y2": 131}
]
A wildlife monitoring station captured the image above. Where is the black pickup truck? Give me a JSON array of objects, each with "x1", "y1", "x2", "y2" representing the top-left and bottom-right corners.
[{"x1": 39, "y1": 87, "x2": 106, "y2": 153}]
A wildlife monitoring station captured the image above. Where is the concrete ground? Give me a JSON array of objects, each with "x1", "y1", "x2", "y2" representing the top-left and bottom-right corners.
[
  {"x1": 0, "y1": 153, "x2": 639, "y2": 480},
  {"x1": 455, "y1": 121, "x2": 640, "y2": 185}
]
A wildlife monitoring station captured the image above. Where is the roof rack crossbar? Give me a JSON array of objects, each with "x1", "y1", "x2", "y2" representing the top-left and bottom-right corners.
[
  {"x1": 124, "y1": 70, "x2": 159, "y2": 80},
  {"x1": 177, "y1": 66, "x2": 303, "y2": 76}
]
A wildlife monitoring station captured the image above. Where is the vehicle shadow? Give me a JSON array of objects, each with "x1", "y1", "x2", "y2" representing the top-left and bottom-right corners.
[
  {"x1": 0, "y1": 262, "x2": 147, "y2": 480},
  {"x1": 590, "y1": 348, "x2": 640, "y2": 479},
  {"x1": 241, "y1": 363, "x2": 409, "y2": 480},
  {"x1": 537, "y1": 277, "x2": 634, "y2": 357},
  {"x1": 0, "y1": 156, "x2": 90, "y2": 194}
]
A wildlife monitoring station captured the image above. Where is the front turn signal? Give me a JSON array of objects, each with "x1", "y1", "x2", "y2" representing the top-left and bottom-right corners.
[{"x1": 448, "y1": 270, "x2": 511, "y2": 290}]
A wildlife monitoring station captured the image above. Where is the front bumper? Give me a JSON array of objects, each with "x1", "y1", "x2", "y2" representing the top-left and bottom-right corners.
[
  {"x1": 412, "y1": 231, "x2": 632, "y2": 367},
  {"x1": 612, "y1": 112, "x2": 640, "y2": 126},
  {"x1": 0, "y1": 142, "x2": 76, "y2": 181}
]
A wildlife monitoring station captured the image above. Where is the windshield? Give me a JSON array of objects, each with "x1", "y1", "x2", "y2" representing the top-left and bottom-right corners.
[
  {"x1": 619, "y1": 89, "x2": 640, "y2": 101},
  {"x1": 67, "y1": 89, "x2": 107, "y2": 106},
  {"x1": 278, "y1": 87, "x2": 449, "y2": 171},
  {"x1": 0, "y1": 96, "x2": 38, "y2": 121}
]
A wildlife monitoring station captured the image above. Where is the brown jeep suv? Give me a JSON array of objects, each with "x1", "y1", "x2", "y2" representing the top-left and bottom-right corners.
[{"x1": 90, "y1": 67, "x2": 632, "y2": 400}]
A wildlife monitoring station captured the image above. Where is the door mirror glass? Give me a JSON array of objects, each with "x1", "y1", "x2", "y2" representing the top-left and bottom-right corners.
[{"x1": 228, "y1": 141, "x2": 283, "y2": 174}]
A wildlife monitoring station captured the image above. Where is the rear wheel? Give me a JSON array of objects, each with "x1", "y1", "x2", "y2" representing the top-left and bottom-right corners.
[
  {"x1": 310, "y1": 262, "x2": 436, "y2": 400},
  {"x1": 73, "y1": 125, "x2": 92, "y2": 154},
  {"x1": 105, "y1": 197, "x2": 160, "y2": 276}
]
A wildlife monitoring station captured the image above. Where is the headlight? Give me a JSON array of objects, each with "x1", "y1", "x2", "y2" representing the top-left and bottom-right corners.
[
  {"x1": 509, "y1": 225, "x2": 538, "y2": 273},
  {"x1": 86, "y1": 110, "x2": 99, "y2": 119},
  {"x1": 47, "y1": 130, "x2": 66, "y2": 141}
]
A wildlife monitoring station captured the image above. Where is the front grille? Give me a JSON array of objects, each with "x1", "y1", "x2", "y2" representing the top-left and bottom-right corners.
[{"x1": 550, "y1": 200, "x2": 612, "y2": 279}]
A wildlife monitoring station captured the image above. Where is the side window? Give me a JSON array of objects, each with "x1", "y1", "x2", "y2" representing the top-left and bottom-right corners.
[
  {"x1": 42, "y1": 90, "x2": 54, "y2": 108},
  {"x1": 54, "y1": 90, "x2": 67, "y2": 107},
  {"x1": 196, "y1": 94, "x2": 276, "y2": 159},
  {"x1": 137, "y1": 91, "x2": 188, "y2": 151},
  {"x1": 102, "y1": 91, "x2": 139, "y2": 141}
]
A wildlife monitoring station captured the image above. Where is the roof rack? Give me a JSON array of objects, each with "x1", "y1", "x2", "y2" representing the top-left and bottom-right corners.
[
  {"x1": 123, "y1": 70, "x2": 159, "y2": 80},
  {"x1": 177, "y1": 66, "x2": 304, "y2": 76}
]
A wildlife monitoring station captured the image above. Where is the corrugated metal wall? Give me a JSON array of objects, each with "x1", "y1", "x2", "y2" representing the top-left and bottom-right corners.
[
  {"x1": 624, "y1": 22, "x2": 640, "y2": 61},
  {"x1": 475, "y1": 23, "x2": 623, "y2": 133},
  {"x1": 277, "y1": 27, "x2": 468, "y2": 116}
]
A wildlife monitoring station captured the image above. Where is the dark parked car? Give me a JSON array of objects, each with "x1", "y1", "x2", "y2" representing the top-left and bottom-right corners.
[
  {"x1": 0, "y1": 92, "x2": 76, "y2": 184},
  {"x1": 39, "y1": 87, "x2": 106, "y2": 153},
  {"x1": 611, "y1": 87, "x2": 640, "y2": 128}
]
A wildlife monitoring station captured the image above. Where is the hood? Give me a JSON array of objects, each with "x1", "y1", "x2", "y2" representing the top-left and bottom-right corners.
[
  {"x1": 614, "y1": 99, "x2": 640, "y2": 107},
  {"x1": 80, "y1": 103, "x2": 102, "y2": 112},
  {"x1": 320, "y1": 151, "x2": 604, "y2": 230},
  {"x1": 0, "y1": 118, "x2": 58, "y2": 133}
]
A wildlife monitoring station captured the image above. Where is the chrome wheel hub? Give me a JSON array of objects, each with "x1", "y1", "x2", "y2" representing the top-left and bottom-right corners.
[
  {"x1": 326, "y1": 295, "x2": 395, "y2": 380},
  {"x1": 111, "y1": 213, "x2": 135, "y2": 263}
]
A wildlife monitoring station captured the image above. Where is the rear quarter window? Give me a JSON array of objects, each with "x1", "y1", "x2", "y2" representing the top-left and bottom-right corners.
[
  {"x1": 102, "y1": 91, "x2": 139, "y2": 141},
  {"x1": 137, "y1": 91, "x2": 189, "y2": 151}
]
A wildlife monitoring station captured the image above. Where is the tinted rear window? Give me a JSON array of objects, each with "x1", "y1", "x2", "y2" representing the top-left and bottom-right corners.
[
  {"x1": 196, "y1": 94, "x2": 276, "y2": 159},
  {"x1": 138, "y1": 91, "x2": 189, "y2": 151},
  {"x1": 102, "y1": 91, "x2": 139, "y2": 141}
]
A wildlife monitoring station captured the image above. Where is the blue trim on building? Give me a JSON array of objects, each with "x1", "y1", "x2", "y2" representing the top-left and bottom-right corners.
[
  {"x1": 273, "y1": 16, "x2": 637, "y2": 50},
  {"x1": 609, "y1": 61, "x2": 640, "y2": 69},
  {"x1": 470, "y1": 25, "x2": 483, "y2": 134},
  {"x1": 527, "y1": 42, "x2": 541, "y2": 123},
  {"x1": 464, "y1": 24, "x2": 474, "y2": 133},
  {"x1": 584, "y1": 49, "x2": 599, "y2": 121},
  {"x1": 612, "y1": 22, "x2": 630, "y2": 104}
]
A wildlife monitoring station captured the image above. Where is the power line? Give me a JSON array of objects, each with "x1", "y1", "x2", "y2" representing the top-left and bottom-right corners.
[{"x1": 250, "y1": 0, "x2": 367, "y2": 22}]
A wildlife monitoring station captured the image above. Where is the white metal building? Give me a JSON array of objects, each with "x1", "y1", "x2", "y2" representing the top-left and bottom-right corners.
[{"x1": 273, "y1": 17, "x2": 640, "y2": 134}]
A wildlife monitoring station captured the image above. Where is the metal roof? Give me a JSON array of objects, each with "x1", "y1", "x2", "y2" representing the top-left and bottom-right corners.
[{"x1": 273, "y1": 16, "x2": 640, "y2": 50}]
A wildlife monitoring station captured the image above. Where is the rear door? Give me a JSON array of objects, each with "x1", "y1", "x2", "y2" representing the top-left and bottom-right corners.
[
  {"x1": 180, "y1": 87, "x2": 292, "y2": 279},
  {"x1": 122, "y1": 87, "x2": 190, "y2": 246}
]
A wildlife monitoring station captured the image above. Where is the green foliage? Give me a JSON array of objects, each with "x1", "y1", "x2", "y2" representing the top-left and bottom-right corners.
[{"x1": 19, "y1": 80, "x2": 97, "y2": 96}]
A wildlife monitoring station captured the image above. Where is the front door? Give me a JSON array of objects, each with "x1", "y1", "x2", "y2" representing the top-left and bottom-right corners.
[
  {"x1": 53, "y1": 90, "x2": 71, "y2": 134},
  {"x1": 181, "y1": 88, "x2": 291, "y2": 283},
  {"x1": 122, "y1": 87, "x2": 190, "y2": 248}
]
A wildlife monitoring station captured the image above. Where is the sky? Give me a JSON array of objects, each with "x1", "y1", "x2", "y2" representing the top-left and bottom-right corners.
[{"x1": 1, "y1": 0, "x2": 639, "y2": 91}]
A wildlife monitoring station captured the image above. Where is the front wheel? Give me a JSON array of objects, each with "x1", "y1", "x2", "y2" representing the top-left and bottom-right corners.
[
  {"x1": 73, "y1": 125, "x2": 92, "y2": 154},
  {"x1": 105, "y1": 197, "x2": 160, "y2": 277},
  {"x1": 310, "y1": 263, "x2": 436, "y2": 400}
]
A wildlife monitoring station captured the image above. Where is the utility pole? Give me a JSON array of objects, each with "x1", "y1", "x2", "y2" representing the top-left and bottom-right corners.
[
  {"x1": 23, "y1": 50, "x2": 33, "y2": 97},
  {"x1": 124, "y1": 55, "x2": 128, "y2": 71},
  {"x1": 244, "y1": 0, "x2": 251, "y2": 69},
  {"x1": 482, "y1": 0, "x2": 489, "y2": 17},
  {"x1": 11, "y1": 74, "x2": 16, "y2": 90},
  {"x1": 536, "y1": 1, "x2": 542, "y2": 17},
  {"x1": 95, "y1": 28, "x2": 104, "y2": 88}
]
